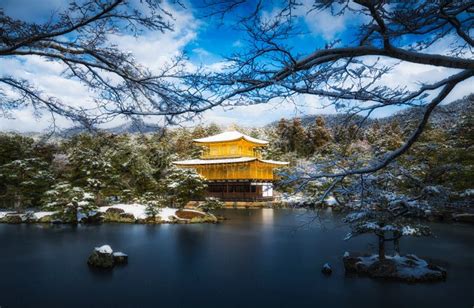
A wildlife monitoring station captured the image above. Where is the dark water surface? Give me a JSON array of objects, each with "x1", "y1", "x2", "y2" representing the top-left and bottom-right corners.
[{"x1": 0, "y1": 209, "x2": 473, "y2": 308}]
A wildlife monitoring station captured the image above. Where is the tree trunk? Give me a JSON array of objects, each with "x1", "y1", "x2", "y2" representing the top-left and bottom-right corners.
[
  {"x1": 393, "y1": 231, "x2": 401, "y2": 255},
  {"x1": 378, "y1": 234, "x2": 386, "y2": 261}
]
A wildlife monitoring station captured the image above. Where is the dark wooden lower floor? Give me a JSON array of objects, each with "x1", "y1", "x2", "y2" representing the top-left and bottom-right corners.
[{"x1": 205, "y1": 181, "x2": 274, "y2": 201}]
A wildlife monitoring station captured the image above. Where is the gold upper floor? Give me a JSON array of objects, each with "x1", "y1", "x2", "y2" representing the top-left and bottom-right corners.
[{"x1": 199, "y1": 139, "x2": 264, "y2": 159}]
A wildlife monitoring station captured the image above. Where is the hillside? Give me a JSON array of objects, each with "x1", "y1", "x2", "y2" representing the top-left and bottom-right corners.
[{"x1": 271, "y1": 94, "x2": 473, "y2": 130}]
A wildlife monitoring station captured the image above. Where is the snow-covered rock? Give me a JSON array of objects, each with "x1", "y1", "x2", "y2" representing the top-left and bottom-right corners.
[
  {"x1": 98, "y1": 204, "x2": 178, "y2": 222},
  {"x1": 113, "y1": 252, "x2": 128, "y2": 264},
  {"x1": 88, "y1": 245, "x2": 114, "y2": 269},
  {"x1": 452, "y1": 213, "x2": 474, "y2": 224},
  {"x1": 343, "y1": 252, "x2": 446, "y2": 282},
  {"x1": 321, "y1": 263, "x2": 332, "y2": 275},
  {"x1": 95, "y1": 245, "x2": 113, "y2": 254}
]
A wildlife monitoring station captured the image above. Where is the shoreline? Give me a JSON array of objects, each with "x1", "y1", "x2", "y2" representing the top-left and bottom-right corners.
[{"x1": 1, "y1": 203, "x2": 473, "y2": 225}]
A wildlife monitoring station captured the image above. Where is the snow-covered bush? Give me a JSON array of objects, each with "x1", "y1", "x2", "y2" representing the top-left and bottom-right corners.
[
  {"x1": 199, "y1": 197, "x2": 224, "y2": 212},
  {"x1": 0, "y1": 158, "x2": 54, "y2": 208},
  {"x1": 42, "y1": 182, "x2": 96, "y2": 223},
  {"x1": 140, "y1": 192, "x2": 167, "y2": 219},
  {"x1": 159, "y1": 166, "x2": 207, "y2": 208}
]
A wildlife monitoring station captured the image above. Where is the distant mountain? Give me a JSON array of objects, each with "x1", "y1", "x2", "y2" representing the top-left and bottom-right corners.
[
  {"x1": 57, "y1": 119, "x2": 162, "y2": 138},
  {"x1": 269, "y1": 94, "x2": 473, "y2": 130},
  {"x1": 380, "y1": 94, "x2": 473, "y2": 130},
  {"x1": 105, "y1": 119, "x2": 162, "y2": 134}
]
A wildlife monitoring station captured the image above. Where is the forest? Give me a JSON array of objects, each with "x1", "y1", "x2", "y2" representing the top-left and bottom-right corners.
[{"x1": 1, "y1": 95, "x2": 472, "y2": 224}]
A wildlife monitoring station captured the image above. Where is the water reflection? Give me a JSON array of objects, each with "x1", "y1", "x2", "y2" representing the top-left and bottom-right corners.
[
  {"x1": 0, "y1": 210, "x2": 472, "y2": 308},
  {"x1": 261, "y1": 208, "x2": 274, "y2": 224}
]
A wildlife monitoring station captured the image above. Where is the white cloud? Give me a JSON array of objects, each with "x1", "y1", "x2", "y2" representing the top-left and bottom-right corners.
[
  {"x1": 304, "y1": 9, "x2": 348, "y2": 40},
  {"x1": 1, "y1": 2, "x2": 472, "y2": 132},
  {"x1": 232, "y1": 40, "x2": 243, "y2": 48},
  {"x1": 0, "y1": 2, "x2": 200, "y2": 132},
  {"x1": 194, "y1": 95, "x2": 338, "y2": 127}
]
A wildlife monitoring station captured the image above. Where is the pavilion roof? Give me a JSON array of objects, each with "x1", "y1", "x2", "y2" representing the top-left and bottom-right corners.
[
  {"x1": 173, "y1": 157, "x2": 288, "y2": 166},
  {"x1": 193, "y1": 131, "x2": 268, "y2": 145}
]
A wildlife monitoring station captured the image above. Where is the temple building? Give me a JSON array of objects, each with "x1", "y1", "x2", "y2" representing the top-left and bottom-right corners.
[{"x1": 173, "y1": 131, "x2": 288, "y2": 201}]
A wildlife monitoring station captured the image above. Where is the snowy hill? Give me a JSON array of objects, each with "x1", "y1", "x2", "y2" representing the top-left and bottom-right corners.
[
  {"x1": 270, "y1": 94, "x2": 473, "y2": 130},
  {"x1": 58, "y1": 119, "x2": 162, "y2": 137}
]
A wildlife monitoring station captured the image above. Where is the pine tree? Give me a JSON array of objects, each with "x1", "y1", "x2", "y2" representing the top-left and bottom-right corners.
[
  {"x1": 64, "y1": 133, "x2": 121, "y2": 206},
  {"x1": 0, "y1": 158, "x2": 54, "y2": 208},
  {"x1": 307, "y1": 116, "x2": 331, "y2": 155},
  {"x1": 289, "y1": 118, "x2": 307, "y2": 155},
  {"x1": 42, "y1": 182, "x2": 96, "y2": 223},
  {"x1": 159, "y1": 166, "x2": 207, "y2": 208}
]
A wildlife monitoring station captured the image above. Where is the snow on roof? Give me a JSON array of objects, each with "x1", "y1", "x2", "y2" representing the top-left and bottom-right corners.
[
  {"x1": 174, "y1": 157, "x2": 257, "y2": 165},
  {"x1": 193, "y1": 131, "x2": 268, "y2": 145},
  {"x1": 260, "y1": 159, "x2": 289, "y2": 166},
  {"x1": 173, "y1": 157, "x2": 288, "y2": 166}
]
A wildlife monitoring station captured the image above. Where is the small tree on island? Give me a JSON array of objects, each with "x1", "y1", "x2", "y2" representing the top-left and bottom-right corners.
[
  {"x1": 341, "y1": 172, "x2": 431, "y2": 260},
  {"x1": 42, "y1": 182, "x2": 96, "y2": 223},
  {"x1": 141, "y1": 192, "x2": 167, "y2": 220},
  {"x1": 199, "y1": 197, "x2": 224, "y2": 213},
  {"x1": 159, "y1": 166, "x2": 207, "y2": 209}
]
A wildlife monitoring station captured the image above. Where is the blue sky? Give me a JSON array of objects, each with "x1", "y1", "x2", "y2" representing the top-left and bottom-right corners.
[{"x1": 0, "y1": 0, "x2": 472, "y2": 132}]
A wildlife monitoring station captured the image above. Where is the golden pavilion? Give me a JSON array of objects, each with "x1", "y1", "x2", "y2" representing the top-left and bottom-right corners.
[{"x1": 173, "y1": 131, "x2": 288, "y2": 201}]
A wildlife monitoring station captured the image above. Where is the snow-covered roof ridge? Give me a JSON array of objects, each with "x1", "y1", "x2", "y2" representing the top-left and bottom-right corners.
[
  {"x1": 260, "y1": 159, "x2": 289, "y2": 165},
  {"x1": 193, "y1": 131, "x2": 268, "y2": 145},
  {"x1": 173, "y1": 157, "x2": 288, "y2": 165},
  {"x1": 174, "y1": 157, "x2": 257, "y2": 165}
]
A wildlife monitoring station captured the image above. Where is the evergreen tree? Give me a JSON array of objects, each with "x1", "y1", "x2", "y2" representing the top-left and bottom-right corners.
[
  {"x1": 64, "y1": 133, "x2": 122, "y2": 206},
  {"x1": 159, "y1": 166, "x2": 207, "y2": 208},
  {"x1": 275, "y1": 118, "x2": 291, "y2": 153},
  {"x1": 42, "y1": 182, "x2": 96, "y2": 223},
  {"x1": 0, "y1": 158, "x2": 54, "y2": 208},
  {"x1": 289, "y1": 118, "x2": 307, "y2": 154},
  {"x1": 307, "y1": 116, "x2": 331, "y2": 155}
]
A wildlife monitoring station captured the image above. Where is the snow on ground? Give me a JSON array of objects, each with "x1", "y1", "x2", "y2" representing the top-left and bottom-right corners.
[
  {"x1": 34, "y1": 211, "x2": 56, "y2": 219},
  {"x1": 0, "y1": 211, "x2": 15, "y2": 219},
  {"x1": 280, "y1": 193, "x2": 309, "y2": 205},
  {"x1": 98, "y1": 203, "x2": 179, "y2": 221}
]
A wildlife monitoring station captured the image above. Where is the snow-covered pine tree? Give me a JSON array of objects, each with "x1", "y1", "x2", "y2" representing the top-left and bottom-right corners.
[
  {"x1": 42, "y1": 182, "x2": 96, "y2": 223},
  {"x1": 0, "y1": 158, "x2": 54, "y2": 208},
  {"x1": 199, "y1": 197, "x2": 224, "y2": 213},
  {"x1": 160, "y1": 166, "x2": 207, "y2": 208},
  {"x1": 342, "y1": 172, "x2": 431, "y2": 259}
]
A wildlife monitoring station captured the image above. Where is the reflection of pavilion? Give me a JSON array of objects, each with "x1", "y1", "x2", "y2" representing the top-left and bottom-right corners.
[
  {"x1": 173, "y1": 131, "x2": 288, "y2": 201},
  {"x1": 261, "y1": 208, "x2": 274, "y2": 224}
]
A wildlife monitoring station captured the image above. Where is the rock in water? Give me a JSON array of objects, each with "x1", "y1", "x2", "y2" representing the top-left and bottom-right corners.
[
  {"x1": 87, "y1": 245, "x2": 115, "y2": 269},
  {"x1": 452, "y1": 213, "x2": 474, "y2": 224},
  {"x1": 322, "y1": 263, "x2": 332, "y2": 275},
  {"x1": 113, "y1": 252, "x2": 128, "y2": 265},
  {"x1": 342, "y1": 252, "x2": 446, "y2": 282},
  {"x1": 4, "y1": 214, "x2": 22, "y2": 224}
]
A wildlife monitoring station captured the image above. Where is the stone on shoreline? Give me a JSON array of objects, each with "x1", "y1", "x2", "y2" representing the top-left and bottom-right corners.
[
  {"x1": 3, "y1": 214, "x2": 22, "y2": 224},
  {"x1": 452, "y1": 213, "x2": 474, "y2": 224},
  {"x1": 106, "y1": 208, "x2": 125, "y2": 215}
]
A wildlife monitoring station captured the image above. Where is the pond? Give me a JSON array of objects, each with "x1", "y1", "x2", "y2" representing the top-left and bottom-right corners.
[{"x1": 0, "y1": 209, "x2": 473, "y2": 307}]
